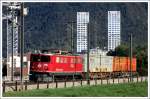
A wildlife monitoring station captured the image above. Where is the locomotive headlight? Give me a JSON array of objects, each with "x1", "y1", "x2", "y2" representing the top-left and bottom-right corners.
[
  {"x1": 43, "y1": 64, "x2": 48, "y2": 67},
  {"x1": 38, "y1": 64, "x2": 42, "y2": 68},
  {"x1": 44, "y1": 66, "x2": 48, "y2": 70},
  {"x1": 43, "y1": 64, "x2": 48, "y2": 70}
]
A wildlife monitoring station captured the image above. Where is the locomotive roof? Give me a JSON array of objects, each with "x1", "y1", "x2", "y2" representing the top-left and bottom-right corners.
[{"x1": 31, "y1": 53, "x2": 81, "y2": 57}]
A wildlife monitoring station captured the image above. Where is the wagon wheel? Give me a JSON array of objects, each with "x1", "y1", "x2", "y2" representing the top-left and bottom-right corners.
[{"x1": 65, "y1": 76, "x2": 68, "y2": 81}]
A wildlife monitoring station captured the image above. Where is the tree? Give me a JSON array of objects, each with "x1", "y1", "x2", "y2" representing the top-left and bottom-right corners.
[
  {"x1": 107, "y1": 44, "x2": 148, "y2": 76},
  {"x1": 107, "y1": 44, "x2": 129, "y2": 56}
]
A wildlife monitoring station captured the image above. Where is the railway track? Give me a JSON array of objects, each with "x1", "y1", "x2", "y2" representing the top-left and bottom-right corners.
[
  {"x1": 4, "y1": 78, "x2": 88, "y2": 86},
  {"x1": 3, "y1": 77, "x2": 125, "y2": 86},
  {"x1": 3, "y1": 76, "x2": 147, "y2": 87}
]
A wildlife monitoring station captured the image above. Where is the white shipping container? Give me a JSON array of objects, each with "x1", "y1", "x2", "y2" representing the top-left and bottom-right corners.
[{"x1": 82, "y1": 54, "x2": 113, "y2": 72}]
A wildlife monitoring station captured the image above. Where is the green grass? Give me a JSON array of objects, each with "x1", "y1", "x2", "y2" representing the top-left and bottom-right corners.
[{"x1": 3, "y1": 82, "x2": 148, "y2": 97}]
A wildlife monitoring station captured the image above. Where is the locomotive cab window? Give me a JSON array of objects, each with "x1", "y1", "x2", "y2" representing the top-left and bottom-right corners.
[
  {"x1": 31, "y1": 55, "x2": 41, "y2": 62},
  {"x1": 31, "y1": 55, "x2": 50, "y2": 62},
  {"x1": 41, "y1": 56, "x2": 50, "y2": 62}
]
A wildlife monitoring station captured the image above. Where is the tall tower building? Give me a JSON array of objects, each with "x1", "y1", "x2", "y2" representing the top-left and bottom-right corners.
[
  {"x1": 77, "y1": 12, "x2": 89, "y2": 53},
  {"x1": 108, "y1": 11, "x2": 121, "y2": 51}
]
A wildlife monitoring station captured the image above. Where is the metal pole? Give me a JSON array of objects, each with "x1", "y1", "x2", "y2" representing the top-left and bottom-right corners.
[
  {"x1": 71, "y1": 21, "x2": 74, "y2": 54},
  {"x1": 100, "y1": 54, "x2": 101, "y2": 66},
  {"x1": 11, "y1": 9, "x2": 14, "y2": 81},
  {"x1": 70, "y1": 22, "x2": 72, "y2": 53},
  {"x1": 71, "y1": 22, "x2": 77, "y2": 77},
  {"x1": 100, "y1": 54, "x2": 101, "y2": 78},
  {"x1": 6, "y1": 7, "x2": 9, "y2": 79},
  {"x1": 130, "y1": 33, "x2": 132, "y2": 82},
  {"x1": 87, "y1": 23, "x2": 90, "y2": 85},
  {"x1": 74, "y1": 22, "x2": 76, "y2": 54},
  {"x1": 68, "y1": 21, "x2": 75, "y2": 54},
  {"x1": 20, "y1": 3, "x2": 24, "y2": 89}
]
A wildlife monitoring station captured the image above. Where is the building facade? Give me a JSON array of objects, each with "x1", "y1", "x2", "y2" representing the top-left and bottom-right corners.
[
  {"x1": 77, "y1": 12, "x2": 89, "y2": 53},
  {"x1": 4, "y1": 55, "x2": 30, "y2": 81},
  {"x1": 108, "y1": 11, "x2": 121, "y2": 51}
]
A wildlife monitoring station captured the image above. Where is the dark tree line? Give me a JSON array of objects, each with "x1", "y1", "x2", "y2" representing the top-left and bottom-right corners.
[{"x1": 107, "y1": 44, "x2": 148, "y2": 76}]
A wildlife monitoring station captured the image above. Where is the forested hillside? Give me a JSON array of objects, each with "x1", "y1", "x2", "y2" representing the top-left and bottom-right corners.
[{"x1": 2, "y1": 2, "x2": 148, "y2": 57}]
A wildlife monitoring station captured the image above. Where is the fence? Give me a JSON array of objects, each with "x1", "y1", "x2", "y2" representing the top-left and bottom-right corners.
[{"x1": 2, "y1": 76, "x2": 148, "y2": 93}]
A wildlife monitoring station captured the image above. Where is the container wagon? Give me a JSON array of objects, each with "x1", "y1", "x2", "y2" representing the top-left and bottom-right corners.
[{"x1": 82, "y1": 54, "x2": 137, "y2": 79}]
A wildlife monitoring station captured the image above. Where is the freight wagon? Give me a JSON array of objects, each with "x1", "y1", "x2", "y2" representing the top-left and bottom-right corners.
[
  {"x1": 82, "y1": 54, "x2": 137, "y2": 79},
  {"x1": 113, "y1": 56, "x2": 136, "y2": 72}
]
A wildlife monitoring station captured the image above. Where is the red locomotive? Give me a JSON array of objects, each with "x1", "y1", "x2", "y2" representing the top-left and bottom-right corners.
[{"x1": 30, "y1": 52, "x2": 83, "y2": 81}]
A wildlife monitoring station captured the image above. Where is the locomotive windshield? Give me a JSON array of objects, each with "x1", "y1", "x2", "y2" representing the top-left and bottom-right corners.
[
  {"x1": 31, "y1": 55, "x2": 50, "y2": 62},
  {"x1": 31, "y1": 55, "x2": 40, "y2": 62},
  {"x1": 41, "y1": 56, "x2": 50, "y2": 62}
]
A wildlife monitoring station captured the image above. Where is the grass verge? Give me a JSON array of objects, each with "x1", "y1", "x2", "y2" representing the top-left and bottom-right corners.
[{"x1": 3, "y1": 81, "x2": 148, "y2": 97}]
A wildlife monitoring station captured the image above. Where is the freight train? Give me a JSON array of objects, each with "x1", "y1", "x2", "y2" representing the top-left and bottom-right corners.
[{"x1": 29, "y1": 51, "x2": 137, "y2": 81}]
